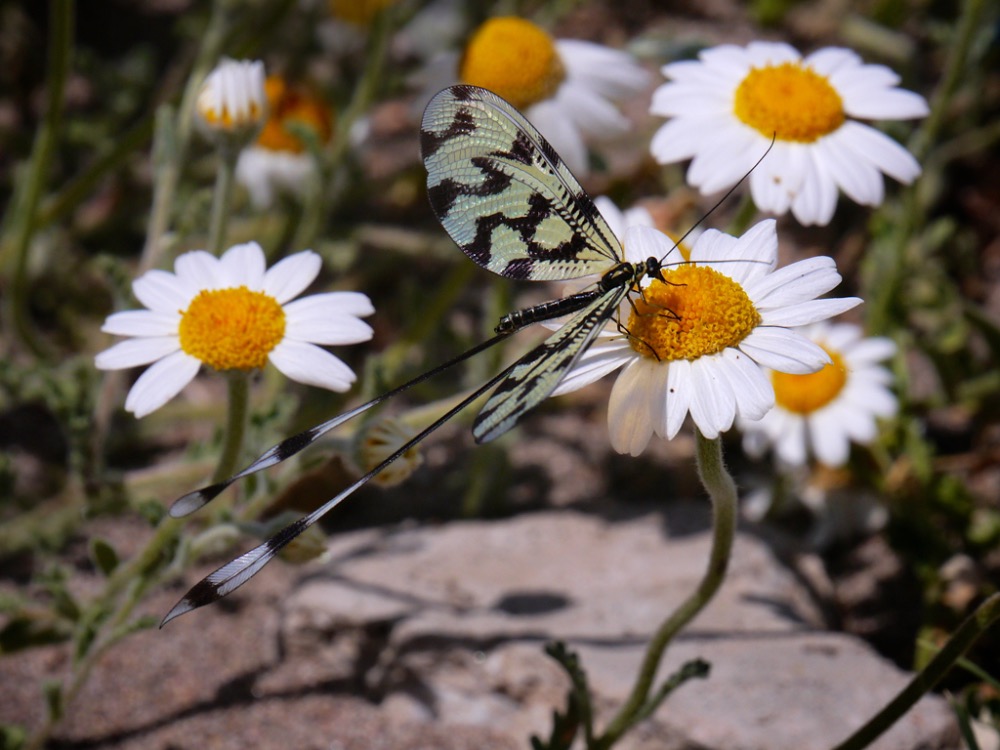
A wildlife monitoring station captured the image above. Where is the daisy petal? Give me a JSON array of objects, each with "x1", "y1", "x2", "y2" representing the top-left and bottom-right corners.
[
  {"x1": 268, "y1": 339, "x2": 358, "y2": 392},
  {"x1": 558, "y1": 82, "x2": 631, "y2": 137},
  {"x1": 219, "y1": 242, "x2": 267, "y2": 289},
  {"x1": 607, "y1": 358, "x2": 662, "y2": 456},
  {"x1": 775, "y1": 412, "x2": 808, "y2": 465},
  {"x1": 808, "y1": 408, "x2": 852, "y2": 466},
  {"x1": 760, "y1": 297, "x2": 863, "y2": 327},
  {"x1": 662, "y1": 359, "x2": 693, "y2": 439},
  {"x1": 740, "y1": 328, "x2": 832, "y2": 373},
  {"x1": 551, "y1": 341, "x2": 632, "y2": 397},
  {"x1": 284, "y1": 295, "x2": 374, "y2": 345},
  {"x1": 95, "y1": 336, "x2": 180, "y2": 370},
  {"x1": 839, "y1": 121, "x2": 922, "y2": 184},
  {"x1": 133, "y1": 270, "x2": 194, "y2": 314},
  {"x1": 745, "y1": 256, "x2": 841, "y2": 308},
  {"x1": 527, "y1": 99, "x2": 589, "y2": 176},
  {"x1": 688, "y1": 355, "x2": 737, "y2": 438},
  {"x1": 263, "y1": 251, "x2": 323, "y2": 303},
  {"x1": 174, "y1": 251, "x2": 222, "y2": 290},
  {"x1": 101, "y1": 309, "x2": 179, "y2": 337},
  {"x1": 719, "y1": 348, "x2": 774, "y2": 420},
  {"x1": 123, "y1": 351, "x2": 201, "y2": 418}
]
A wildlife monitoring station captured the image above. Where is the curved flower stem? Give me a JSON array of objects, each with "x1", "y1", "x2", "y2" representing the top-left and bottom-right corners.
[
  {"x1": 207, "y1": 145, "x2": 238, "y2": 255},
  {"x1": 0, "y1": 0, "x2": 73, "y2": 359},
  {"x1": 595, "y1": 432, "x2": 736, "y2": 749},
  {"x1": 212, "y1": 370, "x2": 250, "y2": 484},
  {"x1": 831, "y1": 591, "x2": 1000, "y2": 750}
]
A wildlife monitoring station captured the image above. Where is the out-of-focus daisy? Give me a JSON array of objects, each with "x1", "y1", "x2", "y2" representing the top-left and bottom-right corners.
[
  {"x1": 235, "y1": 76, "x2": 334, "y2": 208},
  {"x1": 195, "y1": 58, "x2": 267, "y2": 145},
  {"x1": 421, "y1": 16, "x2": 649, "y2": 175},
  {"x1": 548, "y1": 220, "x2": 861, "y2": 455},
  {"x1": 650, "y1": 42, "x2": 929, "y2": 225},
  {"x1": 96, "y1": 242, "x2": 374, "y2": 418},
  {"x1": 739, "y1": 321, "x2": 897, "y2": 466}
]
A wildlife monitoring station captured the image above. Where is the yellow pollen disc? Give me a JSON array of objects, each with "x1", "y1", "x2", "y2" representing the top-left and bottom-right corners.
[
  {"x1": 627, "y1": 265, "x2": 761, "y2": 362},
  {"x1": 201, "y1": 102, "x2": 263, "y2": 130},
  {"x1": 733, "y1": 62, "x2": 845, "y2": 142},
  {"x1": 459, "y1": 17, "x2": 566, "y2": 110},
  {"x1": 178, "y1": 287, "x2": 286, "y2": 371},
  {"x1": 256, "y1": 76, "x2": 334, "y2": 154},
  {"x1": 772, "y1": 345, "x2": 847, "y2": 414}
]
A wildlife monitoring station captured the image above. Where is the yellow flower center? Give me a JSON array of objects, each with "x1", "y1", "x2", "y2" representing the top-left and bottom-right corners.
[
  {"x1": 178, "y1": 287, "x2": 286, "y2": 371},
  {"x1": 772, "y1": 344, "x2": 847, "y2": 413},
  {"x1": 256, "y1": 76, "x2": 334, "y2": 154},
  {"x1": 733, "y1": 62, "x2": 845, "y2": 142},
  {"x1": 459, "y1": 17, "x2": 566, "y2": 110},
  {"x1": 627, "y1": 265, "x2": 761, "y2": 361},
  {"x1": 200, "y1": 101, "x2": 263, "y2": 131}
]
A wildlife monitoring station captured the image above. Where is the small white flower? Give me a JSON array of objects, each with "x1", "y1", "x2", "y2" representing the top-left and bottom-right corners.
[
  {"x1": 95, "y1": 242, "x2": 374, "y2": 418},
  {"x1": 550, "y1": 220, "x2": 861, "y2": 455},
  {"x1": 235, "y1": 76, "x2": 334, "y2": 208},
  {"x1": 739, "y1": 321, "x2": 898, "y2": 466},
  {"x1": 650, "y1": 42, "x2": 929, "y2": 225},
  {"x1": 357, "y1": 417, "x2": 424, "y2": 488},
  {"x1": 421, "y1": 16, "x2": 649, "y2": 175},
  {"x1": 195, "y1": 58, "x2": 267, "y2": 138}
]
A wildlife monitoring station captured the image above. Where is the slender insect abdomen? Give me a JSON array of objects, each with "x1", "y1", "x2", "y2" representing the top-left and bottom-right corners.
[{"x1": 495, "y1": 291, "x2": 601, "y2": 334}]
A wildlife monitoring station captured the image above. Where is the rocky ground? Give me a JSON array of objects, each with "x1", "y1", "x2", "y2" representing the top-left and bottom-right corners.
[{"x1": 0, "y1": 500, "x2": 961, "y2": 750}]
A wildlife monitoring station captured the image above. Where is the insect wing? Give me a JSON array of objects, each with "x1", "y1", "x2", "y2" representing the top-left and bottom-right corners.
[
  {"x1": 421, "y1": 85, "x2": 621, "y2": 282},
  {"x1": 473, "y1": 283, "x2": 631, "y2": 443}
]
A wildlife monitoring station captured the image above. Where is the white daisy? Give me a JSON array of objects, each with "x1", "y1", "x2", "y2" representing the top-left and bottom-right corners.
[
  {"x1": 195, "y1": 58, "x2": 267, "y2": 140},
  {"x1": 421, "y1": 16, "x2": 650, "y2": 176},
  {"x1": 95, "y1": 242, "x2": 374, "y2": 418},
  {"x1": 650, "y1": 42, "x2": 929, "y2": 225},
  {"x1": 235, "y1": 76, "x2": 333, "y2": 208},
  {"x1": 549, "y1": 219, "x2": 861, "y2": 455},
  {"x1": 739, "y1": 321, "x2": 898, "y2": 466}
]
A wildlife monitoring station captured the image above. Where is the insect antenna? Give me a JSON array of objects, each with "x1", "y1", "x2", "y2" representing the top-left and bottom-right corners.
[
  {"x1": 161, "y1": 354, "x2": 524, "y2": 626},
  {"x1": 656, "y1": 134, "x2": 777, "y2": 266}
]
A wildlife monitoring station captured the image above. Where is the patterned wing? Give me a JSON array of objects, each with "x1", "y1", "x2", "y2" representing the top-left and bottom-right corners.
[
  {"x1": 421, "y1": 85, "x2": 622, "y2": 282},
  {"x1": 472, "y1": 282, "x2": 631, "y2": 443}
]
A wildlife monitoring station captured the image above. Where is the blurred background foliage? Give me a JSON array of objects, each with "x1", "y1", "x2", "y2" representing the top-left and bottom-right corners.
[{"x1": 0, "y1": 0, "x2": 998, "y2": 744}]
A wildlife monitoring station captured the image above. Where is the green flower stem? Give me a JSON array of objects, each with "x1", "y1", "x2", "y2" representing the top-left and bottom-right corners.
[
  {"x1": 595, "y1": 432, "x2": 736, "y2": 749},
  {"x1": 137, "y1": 0, "x2": 230, "y2": 274},
  {"x1": 864, "y1": 0, "x2": 986, "y2": 334},
  {"x1": 0, "y1": 0, "x2": 74, "y2": 359},
  {"x1": 207, "y1": 145, "x2": 238, "y2": 255},
  {"x1": 831, "y1": 592, "x2": 1000, "y2": 750},
  {"x1": 909, "y1": 0, "x2": 986, "y2": 163},
  {"x1": 213, "y1": 370, "x2": 250, "y2": 484},
  {"x1": 725, "y1": 192, "x2": 758, "y2": 237},
  {"x1": 291, "y1": 4, "x2": 394, "y2": 251}
]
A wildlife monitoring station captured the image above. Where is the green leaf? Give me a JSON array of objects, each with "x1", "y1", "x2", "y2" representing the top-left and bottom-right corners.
[
  {"x1": 0, "y1": 616, "x2": 71, "y2": 654},
  {"x1": 89, "y1": 537, "x2": 119, "y2": 577}
]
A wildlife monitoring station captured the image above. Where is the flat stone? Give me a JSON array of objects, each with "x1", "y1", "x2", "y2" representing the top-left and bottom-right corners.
[{"x1": 282, "y1": 507, "x2": 959, "y2": 750}]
